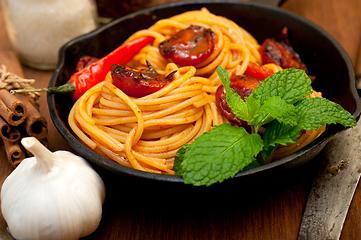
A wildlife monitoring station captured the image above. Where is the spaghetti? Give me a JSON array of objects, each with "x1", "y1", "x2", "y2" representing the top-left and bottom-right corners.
[
  {"x1": 68, "y1": 8, "x2": 325, "y2": 174},
  {"x1": 69, "y1": 64, "x2": 229, "y2": 174},
  {"x1": 126, "y1": 7, "x2": 262, "y2": 90}
]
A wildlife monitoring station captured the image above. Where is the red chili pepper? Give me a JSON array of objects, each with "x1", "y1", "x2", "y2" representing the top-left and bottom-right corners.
[
  {"x1": 11, "y1": 36, "x2": 155, "y2": 100},
  {"x1": 69, "y1": 36, "x2": 154, "y2": 99}
]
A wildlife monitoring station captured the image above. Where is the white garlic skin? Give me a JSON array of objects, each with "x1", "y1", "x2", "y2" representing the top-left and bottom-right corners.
[{"x1": 1, "y1": 137, "x2": 106, "y2": 240}]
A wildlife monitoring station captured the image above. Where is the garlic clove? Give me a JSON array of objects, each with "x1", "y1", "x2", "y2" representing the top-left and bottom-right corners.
[{"x1": 1, "y1": 137, "x2": 106, "y2": 240}]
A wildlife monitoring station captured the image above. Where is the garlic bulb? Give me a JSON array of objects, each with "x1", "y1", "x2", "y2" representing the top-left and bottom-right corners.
[{"x1": 1, "y1": 137, "x2": 106, "y2": 240}]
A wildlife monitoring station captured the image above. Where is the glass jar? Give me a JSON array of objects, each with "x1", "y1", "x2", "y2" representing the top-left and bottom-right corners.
[{"x1": 1, "y1": 0, "x2": 99, "y2": 70}]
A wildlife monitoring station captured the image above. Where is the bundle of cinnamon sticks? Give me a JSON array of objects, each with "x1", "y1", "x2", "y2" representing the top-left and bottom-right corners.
[
  {"x1": 0, "y1": 65, "x2": 47, "y2": 167},
  {"x1": 0, "y1": 89, "x2": 47, "y2": 167}
]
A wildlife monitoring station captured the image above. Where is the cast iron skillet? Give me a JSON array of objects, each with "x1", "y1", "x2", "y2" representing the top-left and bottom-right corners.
[{"x1": 48, "y1": 0, "x2": 361, "y2": 185}]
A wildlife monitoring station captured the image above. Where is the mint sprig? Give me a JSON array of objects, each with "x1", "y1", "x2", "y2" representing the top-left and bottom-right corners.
[
  {"x1": 174, "y1": 66, "x2": 357, "y2": 186},
  {"x1": 174, "y1": 123, "x2": 263, "y2": 186}
]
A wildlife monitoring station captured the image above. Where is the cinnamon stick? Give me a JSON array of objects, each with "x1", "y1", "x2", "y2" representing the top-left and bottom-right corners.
[
  {"x1": 0, "y1": 89, "x2": 27, "y2": 126},
  {"x1": 3, "y1": 139, "x2": 26, "y2": 167},
  {"x1": 0, "y1": 116, "x2": 20, "y2": 142},
  {"x1": 15, "y1": 93, "x2": 48, "y2": 139}
]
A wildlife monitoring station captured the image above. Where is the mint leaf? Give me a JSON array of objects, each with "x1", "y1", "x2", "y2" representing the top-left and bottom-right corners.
[
  {"x1": 249, "y1": 95, "x2": 298, "y2": 128},
  {"x1": 245, "y1": 93, "x2": 261, "y2": 121},
  {"x1": 263, "y1": 97, "x2": 357, "y2": 148},
  {"x1": 173, "y1": 143, "x2": 188, "y2": 173},
  {"x1": 252, "y1": 68, "x2": 313, "y2": 104},
  {"x1": 294, "y1": 97, "x2": 357, "y2": 129},
  {"x1": 262, "y1": 122, "x2": 299, "y2": 148},
  {"x1": 174, "y1": 123, "x2": 263, "y2": 186}
]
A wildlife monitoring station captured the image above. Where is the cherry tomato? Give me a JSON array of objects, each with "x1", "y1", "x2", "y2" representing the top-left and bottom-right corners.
[
  {"x1": 111, "y1": 64, "x2": 175, "y2": 98},
  {"x1": 216, "y1": 85, "x2": 245, "y2": 127},
  {"x1": 244, "y1": 62, "x2": 274, "y2": 80},
  {"x1": 230, "y1": 75, "x2": 262, "y2": 100},
  {"x1": 215, "y1": 75, "x2": 262, "y2": 129},
  {"x1": 258, "y1": 27, "x2": 309, "y2": 72},
  {"x1": 258, "y1": 38, "x2": 308, "y2": 71},
  {"x1": 159, "y1": 25, "x2": 216, "y2": 66}
]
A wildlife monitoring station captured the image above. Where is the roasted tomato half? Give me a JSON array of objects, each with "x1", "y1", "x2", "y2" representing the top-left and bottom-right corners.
[
  {"x1": 159, "y1": 25, "x2": 216, "y2": 66},
  {"x1": 259, "y1": 27, "x2": 306, "y2": 70},
  {"x1": 111, "y1": 63, "x2": 175, "y2": 98},
  {"x1": 259, "y1": 38, "x2": 308, "y2": 71},
  {"x1": 216, "y1": 74, "x2": 262, "y2": 129},
  {"x1": 258, "y1": 27, "x2": 315, "y2": 81}
]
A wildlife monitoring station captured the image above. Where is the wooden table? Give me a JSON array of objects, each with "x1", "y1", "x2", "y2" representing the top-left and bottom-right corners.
[{"x1": 1, "y1": 0, "x2": 361, "y2": 239}]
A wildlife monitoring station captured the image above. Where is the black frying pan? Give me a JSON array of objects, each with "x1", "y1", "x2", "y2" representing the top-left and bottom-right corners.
[{"x1": 47, "y1": 0, "x2": 361, "y2": 187}]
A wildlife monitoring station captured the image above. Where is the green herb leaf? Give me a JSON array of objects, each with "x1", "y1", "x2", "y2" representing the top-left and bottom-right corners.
[
  {"x1": 174, "y1": 123, "x2": 263, "y2": 186},
  {"x1": 263, "y1": 97, "x2": 357, "y2": 148},
  {"x1": 173, "y1": 143, "x2": 189, "y2": 173},
  {"x1": 249, "y1": 95, "x2": 298, "y2": 128},
  {"x1": 294, "y1": 97, "x2": 357, "y2": 129},
  {"x1": 252, "y1": 68, "x2": 313, "y2": 104}
]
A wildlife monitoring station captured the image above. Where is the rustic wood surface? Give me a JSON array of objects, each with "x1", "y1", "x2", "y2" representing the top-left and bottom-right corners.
[{"x1": 1, "y1": 0, "x2": 361, "y2": 239}]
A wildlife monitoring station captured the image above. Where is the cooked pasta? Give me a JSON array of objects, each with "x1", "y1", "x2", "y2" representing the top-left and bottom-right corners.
[
  {"x1": 68, "y1": 8, "x2": 325, "y2": 174},
  {"x1": 126, "y1": 7, "x2": 261, "y2": 90},
  {"x1": 69, "y1": 64, "x2": 230, "y2": 174}
]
